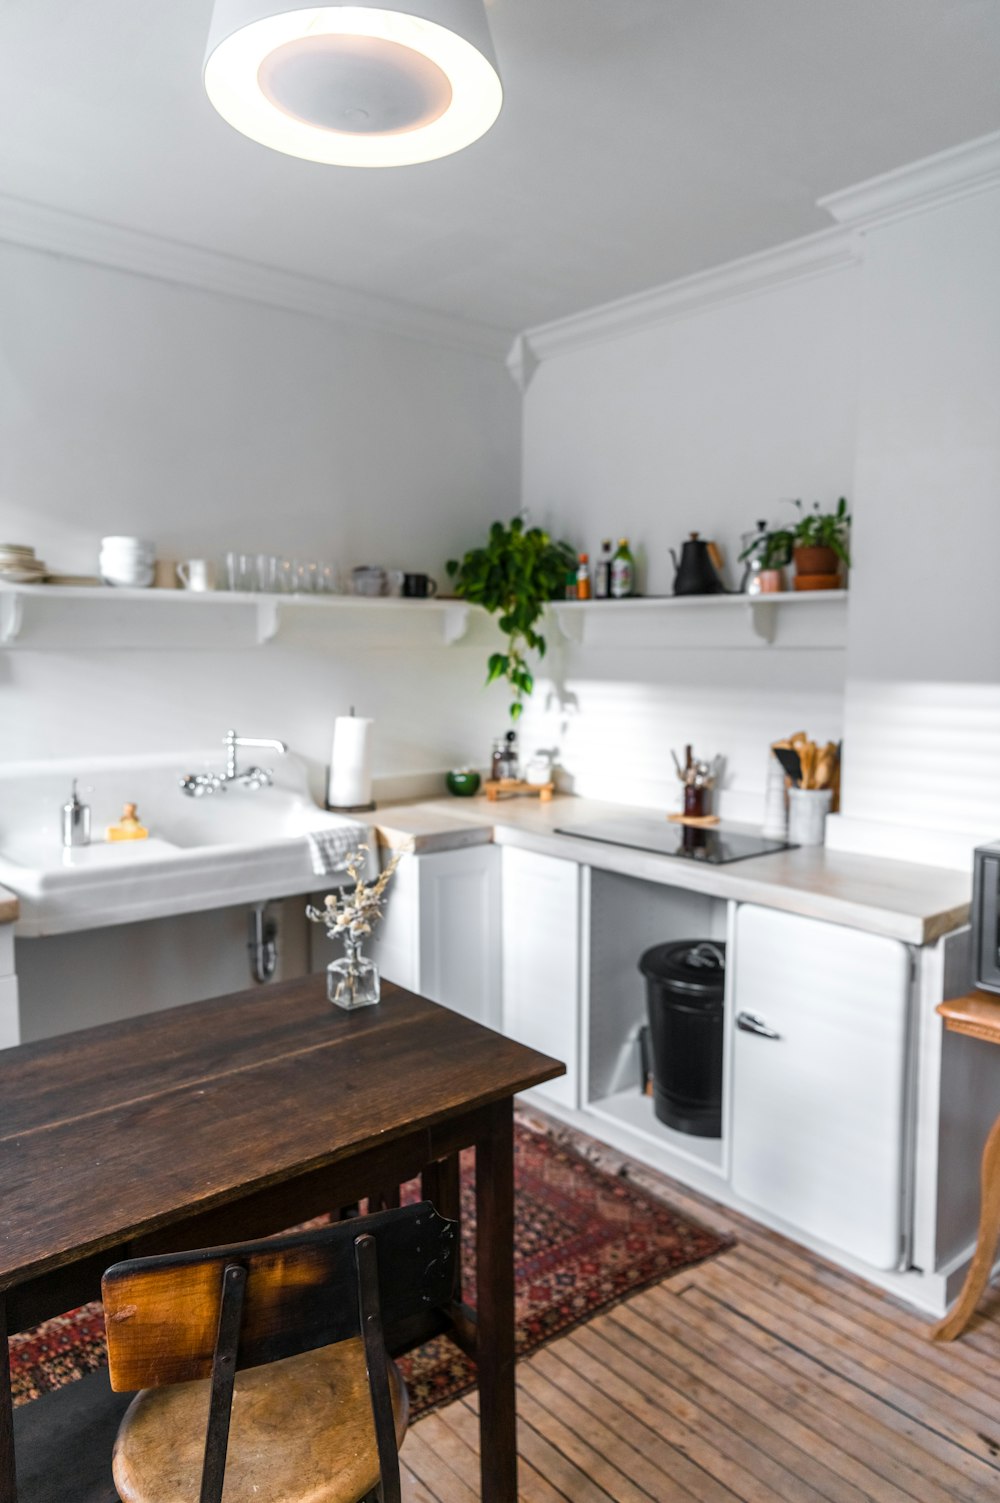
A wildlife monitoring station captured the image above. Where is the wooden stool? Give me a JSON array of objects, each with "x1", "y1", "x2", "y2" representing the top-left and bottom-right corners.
[{"x1": 932, "y1": 990, "x2": 1000, "y2": 1342}]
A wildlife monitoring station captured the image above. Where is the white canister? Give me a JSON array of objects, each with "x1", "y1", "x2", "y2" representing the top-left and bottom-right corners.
[{"x1": 787, "y1": 787, "x2": 833, "y2": 847}]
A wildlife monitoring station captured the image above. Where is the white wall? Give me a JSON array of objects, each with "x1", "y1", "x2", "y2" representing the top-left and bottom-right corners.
[
  {"x1": 520, "y1": 267, "x2": 859, "y2": 817},
  {"x1": 0, "y1": 243, "x2": 520, "y2": 783},
  {"x1": 827, "y1": 185, "x2": 1000, "y2": 868}
]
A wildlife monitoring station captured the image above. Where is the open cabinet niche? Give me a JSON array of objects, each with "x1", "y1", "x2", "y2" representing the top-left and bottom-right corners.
[{"x1": 585, "y1": 868, "x2": 730, "y2": 1176}]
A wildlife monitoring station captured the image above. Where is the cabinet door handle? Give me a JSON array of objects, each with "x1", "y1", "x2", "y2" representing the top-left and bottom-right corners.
[{"x1": 737, "y1": 1010, "x2": 781, "y2": 1040}]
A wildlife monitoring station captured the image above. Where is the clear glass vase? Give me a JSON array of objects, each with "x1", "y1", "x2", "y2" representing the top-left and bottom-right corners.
[{"x1": 327, "y1": 935, "x2": 380, "y2": 1009}]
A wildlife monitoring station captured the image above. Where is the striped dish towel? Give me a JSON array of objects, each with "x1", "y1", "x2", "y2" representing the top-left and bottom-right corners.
[{"x1": 306, "y1": 824, "x2": 367, "y2": 877}]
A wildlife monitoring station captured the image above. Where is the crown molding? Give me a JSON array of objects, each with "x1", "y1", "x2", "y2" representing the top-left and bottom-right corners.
[
  {"x1": 510, "y1": 225, "x2": 860, "y2": 382},
  {"x1": 0, "y1": 192, "x2": 511, "y2": 361},
  {"x1": 818, "y1": 130, "x2": 1000, "y2": 230}
]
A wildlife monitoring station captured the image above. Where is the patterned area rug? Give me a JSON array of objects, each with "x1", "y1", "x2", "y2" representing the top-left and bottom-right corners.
[{"x1": 10, "y1": 1115, "x2": 731, "y2": 1416}]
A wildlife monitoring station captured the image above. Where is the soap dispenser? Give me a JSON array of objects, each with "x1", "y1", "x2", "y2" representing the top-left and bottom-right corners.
[{"x1": 61, "y1": 781, "x2": 91, "y2": 848}]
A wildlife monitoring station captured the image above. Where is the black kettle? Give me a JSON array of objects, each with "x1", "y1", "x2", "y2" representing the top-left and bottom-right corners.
[{"x1": 670, "y1": 533, "x2": 725, "y2": 596}]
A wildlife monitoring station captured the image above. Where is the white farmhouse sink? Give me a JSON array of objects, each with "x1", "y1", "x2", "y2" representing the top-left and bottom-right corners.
[{"x1": 0, "y1": 750, "x2": 372, "y2": 936}]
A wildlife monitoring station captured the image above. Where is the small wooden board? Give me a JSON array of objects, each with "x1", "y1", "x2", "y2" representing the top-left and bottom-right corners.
[
  {"x1": 483, "y1": 779, "x2": 555, "y2": 803},
  {"x1": 666, "y1": 812, "x2": 720, "y2": 828}
]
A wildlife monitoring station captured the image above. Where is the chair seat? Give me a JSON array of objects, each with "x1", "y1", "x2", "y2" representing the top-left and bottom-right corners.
[{"x1": 112, "y1": 1337, "x2": 408, "y2": 1503}]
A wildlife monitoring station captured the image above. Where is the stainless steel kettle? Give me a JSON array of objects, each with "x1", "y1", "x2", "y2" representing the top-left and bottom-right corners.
[{"x1": 670, "y1": 533, "x2": 725, "y2": 596}]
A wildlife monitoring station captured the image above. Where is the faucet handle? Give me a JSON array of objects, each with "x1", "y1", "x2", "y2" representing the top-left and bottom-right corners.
[
  {"x1": 240, "y1": 766, "x2": 273, "y2": 791},
  {"x1": 180, "y1": 772, "x2": 226, "y2": 797}
]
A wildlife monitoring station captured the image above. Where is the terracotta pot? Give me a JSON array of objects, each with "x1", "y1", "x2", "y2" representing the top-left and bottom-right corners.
[
  {"x1": 794, "y1": 573, "x2": 842, "y2": 592},
  {"x1": 757, "y1": 568, "x2": 786, "y2": 594},
  {"x1": 794, "y1": 545, "x2": 839, "y2": 577}
]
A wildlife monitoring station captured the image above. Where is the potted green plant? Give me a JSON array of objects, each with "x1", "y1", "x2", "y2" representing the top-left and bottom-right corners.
[
  {"x1": 447, "y1": 516, "x2": 576, "y2": 721},
  {"x1": 790, "y1": 497, "x2": 851, "y2": 583}
]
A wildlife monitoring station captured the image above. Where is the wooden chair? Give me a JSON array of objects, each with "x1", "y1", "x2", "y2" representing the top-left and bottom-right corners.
[{"x1": 101, "y1": 1201, "x2": 458, "y2": 1503}]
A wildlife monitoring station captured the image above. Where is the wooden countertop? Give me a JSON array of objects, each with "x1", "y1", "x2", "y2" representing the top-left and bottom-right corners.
[
  {"x1": 374, "y1": 794, "x2": 971, "y2": 946},
  {"x1": 0, "y1": 887, "x2": 18, "y2": 925}
]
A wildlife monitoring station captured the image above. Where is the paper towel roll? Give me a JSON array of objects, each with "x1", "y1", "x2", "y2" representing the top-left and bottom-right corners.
[{"x1": 328, "y1": 716, "x2": 374, "y2": 809}]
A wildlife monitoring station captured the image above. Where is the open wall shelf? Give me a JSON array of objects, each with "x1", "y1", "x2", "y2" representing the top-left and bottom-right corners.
[
  {"x1": 0, "y1": 584, "x2": 471, "y2": 651},
  {"x1": 550, "y1": 590, "x2": 848, "y2": 648},
  {"x1": 0, "y1": 583, "x2": 847, "y2": 652}
]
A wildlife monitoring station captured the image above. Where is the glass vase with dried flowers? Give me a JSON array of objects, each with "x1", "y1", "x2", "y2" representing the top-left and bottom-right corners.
[{"x1": 306, "y1": 844, "x2": 406, "y2": 1009}]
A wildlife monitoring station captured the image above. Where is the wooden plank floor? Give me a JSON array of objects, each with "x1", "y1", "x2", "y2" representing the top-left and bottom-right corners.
[{"x1": 400, "y1": 1118, "x2": 1000, "y2": 1502}]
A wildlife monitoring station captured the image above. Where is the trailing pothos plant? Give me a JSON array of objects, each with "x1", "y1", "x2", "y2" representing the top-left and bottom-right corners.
[{"x1": 447, "y1": 516, "x2": 576, "y2": 721}]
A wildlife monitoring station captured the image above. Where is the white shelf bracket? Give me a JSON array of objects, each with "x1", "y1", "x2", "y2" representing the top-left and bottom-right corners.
[
  {"x1": 256, "y1": 598, "x2": 281, "y2": 644},
  {"x1": 0, "y1": 592, "x2": 24, "y2": 644},
  {"x1": 549, "y1": 604, "x2": 586, "y2": 645},
  {"x1": 748, "y1": 601, "x2": 777, "y2": 644},
  {"x1": 442, "y1": 603, "x2": 470, "y2": 645}
]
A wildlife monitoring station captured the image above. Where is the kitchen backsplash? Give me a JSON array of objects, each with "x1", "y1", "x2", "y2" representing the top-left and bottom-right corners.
[{"x1": 514, "y1": 645, "x2": 846, "y2": 823}]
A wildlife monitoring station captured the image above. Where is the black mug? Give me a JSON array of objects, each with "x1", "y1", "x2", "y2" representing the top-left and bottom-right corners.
[{"x1": 402, "y1": 573, "x2": 438, "y2": 598}]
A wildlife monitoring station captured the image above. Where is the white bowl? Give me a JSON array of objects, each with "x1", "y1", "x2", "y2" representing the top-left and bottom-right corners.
[{"x1": 102, "y1": 566, "x2": 154, "y2": 588}]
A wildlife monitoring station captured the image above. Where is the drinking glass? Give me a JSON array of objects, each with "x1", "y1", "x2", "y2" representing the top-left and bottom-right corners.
[
  {"x1": 255, "y1": 553, "x2": 277, "y2": 592},
  {"x1": 225, "y1": 552, "x2": 253, "y2": 592}
]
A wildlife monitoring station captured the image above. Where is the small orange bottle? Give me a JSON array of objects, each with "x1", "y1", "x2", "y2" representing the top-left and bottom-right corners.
[{"x1": 576, "y1": 553, "x2": 592, "y2": 601}]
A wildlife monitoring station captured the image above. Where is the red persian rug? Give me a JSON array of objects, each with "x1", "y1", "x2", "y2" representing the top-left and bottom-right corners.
[{"x1": 10, "y1": 1116, "x2": 731, "y2": 1416}]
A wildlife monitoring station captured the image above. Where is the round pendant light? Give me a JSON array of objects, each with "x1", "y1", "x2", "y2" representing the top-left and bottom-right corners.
[{"x1": 204, "y1": 0, "x2": 502, "y2": 166}]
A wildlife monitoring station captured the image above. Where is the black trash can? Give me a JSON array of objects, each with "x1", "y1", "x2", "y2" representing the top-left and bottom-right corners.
[{"x1": 639, "y1": 940, "x2": 725, "y2": 1138}]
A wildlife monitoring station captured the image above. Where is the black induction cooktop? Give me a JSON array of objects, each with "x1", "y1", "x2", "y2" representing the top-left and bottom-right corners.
[{"x1": 553, "y1": 818, "x2": 795, "y2": 865}]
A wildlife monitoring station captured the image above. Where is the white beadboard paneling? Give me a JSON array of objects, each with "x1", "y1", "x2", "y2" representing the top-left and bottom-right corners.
[
  {"x1": 832, "y1": 680, "x2": 1000, "y2": 868},
  {"x1": 515, "y1": 646, "x2": 845, "y2": 823}
]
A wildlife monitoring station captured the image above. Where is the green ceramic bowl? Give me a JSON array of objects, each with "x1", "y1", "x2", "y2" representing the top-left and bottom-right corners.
[{"x1": 446, "y1": 768, "x2": 481, "y2": 797}]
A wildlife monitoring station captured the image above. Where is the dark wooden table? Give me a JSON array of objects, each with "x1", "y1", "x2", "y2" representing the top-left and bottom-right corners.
[{"x1": 0, "y1": 976, "x2": 564, "y2": 1501}]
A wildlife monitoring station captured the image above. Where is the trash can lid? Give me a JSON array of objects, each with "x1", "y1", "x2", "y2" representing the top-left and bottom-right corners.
[{"x1": 638, "y1": 939, "x2": 726, "y2": 997}]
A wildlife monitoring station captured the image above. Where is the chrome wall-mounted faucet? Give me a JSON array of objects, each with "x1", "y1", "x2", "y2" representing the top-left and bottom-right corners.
[{"x1": 180, "y1": 729, "x2": 288, "y2": 797}]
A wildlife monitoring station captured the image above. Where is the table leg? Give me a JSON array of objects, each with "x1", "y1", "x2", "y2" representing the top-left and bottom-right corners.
[
  {"x1": 475, "y1": 1097, "x2": 516, "y2": 1503},
  {"x1": 932, "y1": 1110, "x2": 1000, "y2": 1341},
  {"x1": 0, "y1": 1297, "x2": 17, "y2": 1503}
]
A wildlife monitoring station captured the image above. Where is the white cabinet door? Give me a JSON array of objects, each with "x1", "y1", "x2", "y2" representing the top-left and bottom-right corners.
[
  {"x1": 372, "y1": 845, "x2": 501, "y2": 1029},
  {"x1": 731, "y1": 904, "x2": 912, "y2": 1270},
  {"x1": 501, "y1": 846, "x2": 579, "y2": 1109},
  {"x1": 418, "y1": 846, "x2": 501, "y2": 1029}
]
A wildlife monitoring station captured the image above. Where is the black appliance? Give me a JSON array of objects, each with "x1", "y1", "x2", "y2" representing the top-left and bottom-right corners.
[
  {"x1": 639, "y1": 940, "x2": 725, "y2": 1137},
  {"x1": 670, "y1": 533, "x2": 725, "y2": 595},
  {"x1": 554, "y1": 818, "x2": 794, "y2": 865},
  {"x1": 972, "y1": 839, "x2": 1000, "y2": 993}
]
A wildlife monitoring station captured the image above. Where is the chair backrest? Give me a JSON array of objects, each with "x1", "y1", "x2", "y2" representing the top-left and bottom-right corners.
[{"x1": 102, "y1": 1201, "x2": 458, "y2": 1503}]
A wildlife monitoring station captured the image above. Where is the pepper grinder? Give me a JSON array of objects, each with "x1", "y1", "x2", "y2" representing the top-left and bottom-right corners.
[{"x1": 62, "y1": 780, "x2": 91, "y2": 848}]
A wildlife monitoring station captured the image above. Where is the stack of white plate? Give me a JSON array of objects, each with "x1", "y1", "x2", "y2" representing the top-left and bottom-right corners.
[
  {"x1": 0, "y1": 543, "x2": 47, "y2": 583},
  {"x1": 100, "y1": 536, "x2": 155, "y2": 588}
]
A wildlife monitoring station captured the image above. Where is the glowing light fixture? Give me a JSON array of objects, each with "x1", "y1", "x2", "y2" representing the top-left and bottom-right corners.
[{"x1": 204, "y1": 0, "x2": 502, "y2": 166}]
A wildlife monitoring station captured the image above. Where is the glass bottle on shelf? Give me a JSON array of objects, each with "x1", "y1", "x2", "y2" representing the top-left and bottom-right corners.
[
  {"x1": 576, "y1": 553, "x2": 592, "y2": 600},
  {"x1": 594, "y1": 540, "x2": 612, "y2": 599},
  {"x1": 610, "y1": 538, "x2": 635, "y2": 598}
]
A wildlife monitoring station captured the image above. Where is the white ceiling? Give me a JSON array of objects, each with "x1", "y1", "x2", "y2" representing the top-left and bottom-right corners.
[{"x1": 3, "y1": 1, "x2": 1000, "y2": 336}]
